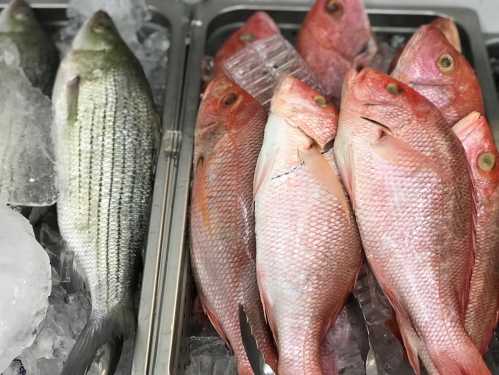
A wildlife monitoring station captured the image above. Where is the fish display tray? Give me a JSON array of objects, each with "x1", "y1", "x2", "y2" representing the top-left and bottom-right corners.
[
  {"x1": 0, "y1": 1, "x2": 189, "y2": 374},
  {"x1": 151, "y1": 1, "x2": 499, "y2": 374}
]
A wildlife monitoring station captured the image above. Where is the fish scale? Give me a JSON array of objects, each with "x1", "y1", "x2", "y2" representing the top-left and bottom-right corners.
[{"x1": 53, "y1": 11, "x2": 159, "y2": 375}]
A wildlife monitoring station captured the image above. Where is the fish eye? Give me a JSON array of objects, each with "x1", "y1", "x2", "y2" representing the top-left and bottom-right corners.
[
  {"x1": 314, "y1": 95, "x2": 327, "y2": 108},
  {"x1": 437, "y1": 54, "x2": 455, "y2": 73},
  {"x1": 477, "y1": 152, "x2": 496, "y2": 172},
  {"x1": 325, "y1": 0, "x2": 343, "y2": 15},
  {"x1": 222, "y1": 92, "x2": 239, "y2": 107},
  {"x1": 386, "y1": 82, "x2": 402, "y2": 95},
  {"x1": 239, "y1": 33, "x2": 256, "y2": 42}
]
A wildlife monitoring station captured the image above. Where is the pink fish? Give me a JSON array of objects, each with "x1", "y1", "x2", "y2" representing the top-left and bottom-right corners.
[
  {"x1": 254, "y1": 76, "x2": 362, "y2": 374},
  {"x1": 190, "y1": 74, "x2": 278, "y2": 374},
  {"x1": 296, "y1": 0, "x2": 377, "y2": 100},
  {"x1": 334, "y1": 67, "x2": 490, "y2": 375},
  {"x1": 453, "y1": 112, "x2": 499, "y2": 354}
]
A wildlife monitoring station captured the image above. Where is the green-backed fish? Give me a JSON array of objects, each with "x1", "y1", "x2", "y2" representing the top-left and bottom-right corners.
[
  {"x1": 0, "y1": 0, "x2": 58, "y2": 94},
  {"x1": 52, "y1": 11, "x2": 160, "y2": 375}
]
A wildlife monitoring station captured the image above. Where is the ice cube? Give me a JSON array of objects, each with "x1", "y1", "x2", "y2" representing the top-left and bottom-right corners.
[
  {"x1": 223, "y1": 34, "x2": 323, "y2": 108},
  {"x1": 0, "y1": 38, "x2": 20, "y2": 67},
  {"x1": 0, "y1": 207, "x2": 51, "y2": 374},
  {"x1": 184, "y1": 336, "x2": 236, "y2": 375},
  {"x1": 0, "y1": 63, "x2": 56, "y2": 206}
]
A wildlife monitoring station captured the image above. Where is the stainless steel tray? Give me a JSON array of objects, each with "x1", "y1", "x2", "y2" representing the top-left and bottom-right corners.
[
  {"x1": 154, "y1": 1, "x2": 499, "y2": 374},
  {"x1": 0, "y1": 1, "x2": 189, "y2": 374}
]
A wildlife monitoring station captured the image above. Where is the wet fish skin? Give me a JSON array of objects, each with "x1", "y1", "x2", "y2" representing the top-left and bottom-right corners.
[
  {"x1": 453, "y1": 112, "x2": 499, "y2": 354},
  {"x1": 190, "y1": 74, "x2": 278, "y2": 375},
  {"x1": 296, "y1": 0, "x2": 377, "y2": 100},
  {"x1": 53, "y1": 11, "x2": 159, "y2": 375},
  {"x1": 392, "y1": 22, "x2": 484, "y2": 126},
  {"x1": 0, "y1": 0, "x2": 58, "y2": 94},
  {"x1": 334, "y1": 68, "x2": 490, "y2": 375},
  {"x1": 213, "y1": 11, "x2": 279, "y2": 76},
  {"x1": 254, "y1": 76, "x2": 361, "y2": 374}
]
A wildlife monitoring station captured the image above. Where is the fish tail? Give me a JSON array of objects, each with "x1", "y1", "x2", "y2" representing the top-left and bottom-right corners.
[
  {"x1": 61, "y1": 306, "x2": 135, "y2": 375},
  {"x1": 430, "y1": 338, "x2": 491, "y2": 375}
]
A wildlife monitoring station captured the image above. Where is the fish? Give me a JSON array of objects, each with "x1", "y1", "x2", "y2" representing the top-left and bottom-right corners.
[
  {"x1": 453, "y1": 112, "x2": 499, "y2": 354},
  {"x1": 391, "y1": 21, "x2": 484, "y2": 126},
  {"x1": 52, "y1": 11, "x2": 160, "y2": 375},
  {"x1": 254, "y1": 75, "x2": 362, "y2": 374},
  {"x1": 0, "y1": 0, "x2": 58, "y2": 94},
  {"x1": 213, "y1": 11, "x2": 279, "y2": 76},
  {"x1": 334, "y1": 68, "x2": 490, "y2": 375},
  {"x1": 296, "y1": 0, "x2": 377, "y2": 101},
  {"x1": 190, "y1": 74, "x2": 278, "y2": 375}
]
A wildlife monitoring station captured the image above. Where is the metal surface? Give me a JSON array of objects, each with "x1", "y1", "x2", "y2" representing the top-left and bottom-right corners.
[
  {"x1": 0, "y1": 1, "x2": 189, "y2": 375},
  {"x1": 155, "y1": 1, "x2": 499, "y2": 374}
]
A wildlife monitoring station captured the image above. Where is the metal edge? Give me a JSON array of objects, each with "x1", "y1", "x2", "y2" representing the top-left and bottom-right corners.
[
  {"x1": 132, "y1": 0, "x2": 190, "y2": 374},
  {"x1": 156, "y1": 1, "x2": 499, "y2": 374},
  {"x1": 0, "y1": 1, "x2": 190, "y2": 374}
]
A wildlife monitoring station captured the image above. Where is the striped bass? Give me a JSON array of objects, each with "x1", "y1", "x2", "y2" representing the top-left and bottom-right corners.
[{"x1": 52, "y1": 11, "x2": 160, "y2": 375}]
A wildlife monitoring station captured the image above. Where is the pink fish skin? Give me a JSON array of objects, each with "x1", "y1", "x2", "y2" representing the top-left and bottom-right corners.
[
  {"x1": 190, "y1": 74, "x2": 278, "y2": 375},
  {"x1": 213, "y1": 12, "x2": 280, "y2": 75},
  {"x1": 334, "y1": 67, "x2": 490, "y2": 375},
  {"x1": 254, "y1": 76, "x2": 362, "y2": 374},
  {"x1": 392, "y1": 23, "x2": 484, "y2": 126},
  {"x1": 453, "y1": 112, "x2": 499, "y2": 354},
  {"x1": 296, "y1": 0, "x2": 377, "y2": 100}
]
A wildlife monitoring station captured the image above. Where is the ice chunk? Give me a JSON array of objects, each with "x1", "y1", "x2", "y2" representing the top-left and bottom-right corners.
[
  {"x1": 2, "y1": 266, "x2": 134, "y2": 375},
  {"x1": 57, "y1": 0, "x2": 170, "y2": 109},
  {"x1": 0, "y1": 63, "x2": 56, "y2": 206},
  {"x1": 0, "y1": 207, "x2": 51, "y2": 373},
  {"x1": 321, "y1": 297, "x2": 369, "y2": 374},
  {"x1": 184, "y1": 336, "x2": 236, "y2": 375},
  {"x1": 223, "y1": 34, "x2": 323, "y2": 108},
  {"x1": 353, "y1": 265, "x2": 413, "y2": 374}
]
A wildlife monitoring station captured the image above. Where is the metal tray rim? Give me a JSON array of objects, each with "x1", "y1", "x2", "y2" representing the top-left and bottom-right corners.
[{"x1": 153, "y1": 2, "x2": 499, "y2": 374}]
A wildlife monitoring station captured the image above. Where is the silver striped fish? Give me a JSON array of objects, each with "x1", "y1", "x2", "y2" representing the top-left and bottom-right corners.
[{"x1": 52, "y1": 11, "x2": 160, "y2": 375}]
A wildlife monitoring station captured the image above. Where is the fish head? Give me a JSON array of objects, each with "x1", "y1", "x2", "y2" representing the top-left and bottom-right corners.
[
  {"x1": 453, "y1": 112, "x2": 499, "y2": 197},
  {"x1": 72, "y1": 10, "x2": 124, "y2": 52},
  {"x1": 430, "y1": 17, "x2": 462, "y2": 52},
  {"x1": 301, "y1": 0, "x2": 373, "y2": 60},
  {"x1": 0, "y1": 0, "x2": 38, "y2": 33},
  {"x1": 392, "y1": 24, "x2": 484, "y2": 123},
  {"x1": 271, "y1": 75, "x2": 338, "y2": 150},
  {"x1": 214, "y1": 12, "x2": 279, "y2": 72},
  {"x1": 194, "y1": 75, "x2": 261, "y2": 164},
  {"x1": 340, "y1": 67, "x2": 437, "y2": 141}
]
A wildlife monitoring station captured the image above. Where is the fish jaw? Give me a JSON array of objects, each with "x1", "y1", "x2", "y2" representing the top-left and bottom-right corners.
[{"x1": 430, "y1": 17, "x2": 462, "y2": 52}]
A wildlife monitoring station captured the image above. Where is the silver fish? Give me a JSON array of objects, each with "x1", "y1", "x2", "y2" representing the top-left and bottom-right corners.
[
  {"x1": 52, "y1": 11, "x2": 160, "y2": 375},
  {"x1": 0, "y1": 0, "x2": 58, "y2": 94}
]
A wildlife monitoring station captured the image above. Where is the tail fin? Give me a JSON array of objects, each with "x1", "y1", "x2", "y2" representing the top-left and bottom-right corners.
[
  {"x1": 61, "y1": 307, "x2": 135, "y2": 375},
  {"x1": 431, "y1": 340, "x2": 491, "y2": 375}
]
